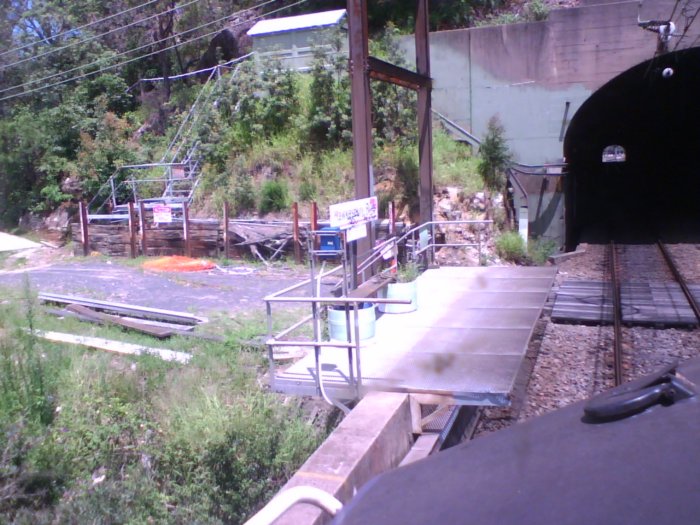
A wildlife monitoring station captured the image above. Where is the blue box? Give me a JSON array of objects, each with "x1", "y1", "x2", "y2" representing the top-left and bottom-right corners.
[{"x1": 319, "y1": 227, "x2": 341, "y2": 256}]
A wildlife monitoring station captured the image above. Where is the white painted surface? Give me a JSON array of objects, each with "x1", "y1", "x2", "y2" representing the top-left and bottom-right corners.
[
  {"x1": 0, "y1": 232, "x2": 41, "y2": 252},
  {"x1": 247, "y1": 9, "x2": 346, "y2": 37}
]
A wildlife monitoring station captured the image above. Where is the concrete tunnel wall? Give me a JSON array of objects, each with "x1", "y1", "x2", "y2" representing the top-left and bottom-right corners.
[{"x1": 399, "y1": 0, "x2": 700, "y2": 248}]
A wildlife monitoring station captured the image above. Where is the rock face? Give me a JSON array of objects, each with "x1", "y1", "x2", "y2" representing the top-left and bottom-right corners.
[
  {"x1": 431, "y1": 186, "x2": 503, "y2": 266},
  {"x1": 44, "y1": 205, "x2": 73, "y2": 235}
]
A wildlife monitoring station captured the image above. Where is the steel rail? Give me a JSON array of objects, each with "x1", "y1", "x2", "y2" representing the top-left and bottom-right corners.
[
  {"x1": 609, "y1": 242, "x2": 624, "y2": 386},
  {"x1": 657, "y1": 241, "x2": 700, "y2": 323}
]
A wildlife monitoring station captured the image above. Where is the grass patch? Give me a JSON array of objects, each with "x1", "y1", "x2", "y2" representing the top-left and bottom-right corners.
[
  {"x1": 0, "y1": 291, "x2": 326, "y2": 523},
  {"x1": 432, "y1": 127, "x2": 481, "y2": 192}
]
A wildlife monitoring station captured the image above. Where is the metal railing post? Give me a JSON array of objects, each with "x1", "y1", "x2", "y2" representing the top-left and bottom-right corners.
[{"x1": 266, "y1": 301, "x2": 276, "y2": 391}]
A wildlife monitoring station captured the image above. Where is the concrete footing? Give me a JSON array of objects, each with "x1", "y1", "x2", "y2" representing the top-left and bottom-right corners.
[{"x1": 271, "y1": 392, "x2": 413, "y2": 525}]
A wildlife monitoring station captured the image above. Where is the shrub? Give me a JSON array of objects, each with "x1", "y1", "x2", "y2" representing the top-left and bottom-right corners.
[
  {"x1": 259, "y1": 180, "x2": 289, "y2": 214},
  {"x1": 495, "y1": 231, "x2": 527, "y2": 263},
  {"x1": 233, "y1": 173, "x2": 257, "y2": 214},
  {"x1": 396, "y1": 261, "x2": 420, "y2": 283},
  {"x1": 526, "y1": 0, "x2": 549, "y2": 21},
  {"x1": 299, "y1": 179, "x2": 317, "y2": 202},
  {"x1": 528, "y1": 237, "x2": 558, "y2": 265}
]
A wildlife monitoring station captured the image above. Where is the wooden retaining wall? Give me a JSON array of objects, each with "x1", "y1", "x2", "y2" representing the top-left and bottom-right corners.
[{"x1": 72, "y1": 201, "x2": 317, "y2": 261}]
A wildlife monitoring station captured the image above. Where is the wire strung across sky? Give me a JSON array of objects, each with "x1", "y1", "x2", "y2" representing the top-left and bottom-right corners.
[
  {"x1": 0, "y1": 0, "x2": 309, "y2": 103},
  {"x1": 0, "y1": 0, "x2": 162, "y2": 58},
  {"x1": 0, "y1": 0, "x2": 204, "y2": 72}
]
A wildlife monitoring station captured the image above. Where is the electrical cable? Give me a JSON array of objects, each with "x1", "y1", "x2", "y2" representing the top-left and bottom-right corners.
[
  {"x1": 0, "y1": 0, "x2": 309, "y2": 103},
  {"x1": 0, "y1": 0, "x2": 282, "y2": 97},
  {"x1": 0, "y1": 0, "x2": 161, "y2": 58},
  {"x1": 0, "y1": 0, "x2": 203, "y2": 72}
]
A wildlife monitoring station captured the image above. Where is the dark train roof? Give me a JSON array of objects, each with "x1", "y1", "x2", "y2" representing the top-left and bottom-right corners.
[{"x1": 332, "y1": 358, "x2": 700, "y2": 525}]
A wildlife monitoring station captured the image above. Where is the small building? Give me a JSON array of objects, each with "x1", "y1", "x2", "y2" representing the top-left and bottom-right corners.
[{"x1": 247, "y1": 9, "x2": 347, "y2": 71}]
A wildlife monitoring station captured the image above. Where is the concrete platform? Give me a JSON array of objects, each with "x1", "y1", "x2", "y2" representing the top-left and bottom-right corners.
[
  {"x1": 273, "y1": 266, "x2": 557, "y2": 406},
  {"x1": 0, "y1": 232, "x2": 40, "y2": 252}
]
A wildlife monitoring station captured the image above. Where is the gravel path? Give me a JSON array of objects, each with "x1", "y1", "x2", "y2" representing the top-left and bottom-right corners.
[{"x1": 474, "y1": 242, "x2": 700, "y2": 437}]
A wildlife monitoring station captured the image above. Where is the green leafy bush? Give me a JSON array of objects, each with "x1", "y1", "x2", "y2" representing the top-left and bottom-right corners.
[
  {"x1": 528, "y1": 237, "x2": 558, "y2": 264},
  {"x1": 259, "y1": 180, "x2": 289, "y2": 214},
  {"x1": 495, "y1": 231, "x2": 527, "y2": 263},
  {"x1": 526, "y1": 0, "x2": 549, "y2": 21}
]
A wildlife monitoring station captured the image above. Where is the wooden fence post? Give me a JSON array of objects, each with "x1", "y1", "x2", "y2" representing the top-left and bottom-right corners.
[
  {"x1": 292, "y1": 202, "x2": 301, "y2": 264},
  {"x1": 183, "y1": 201, "x2": 191, "y2": 257},
  {"x1": 128, "y1": 202, "x2": 137, "y2": 258},
  {"x1": 223, "y1": 201, "x2": 230, "y2": 260},
  {"x1": 139, "y1": 201, "x2": 148, "y2": 257},
  {"x1": 79, "y1": 201, "x2": 89, "y2": 256}
]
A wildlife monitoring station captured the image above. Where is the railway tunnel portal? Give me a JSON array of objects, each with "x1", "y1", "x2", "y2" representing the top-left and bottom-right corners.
[{"x1": 564, "y1": 48, "x2": 700, "y2": 249}]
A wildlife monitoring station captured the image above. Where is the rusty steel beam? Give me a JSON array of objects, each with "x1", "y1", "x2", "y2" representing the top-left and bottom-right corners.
[
  {"x1": 416, "y1": 0, "x2": 434, "y2": 230},
  {"x1": 347, "y1": 0, "x2": 373, "y2": 201},
  {"x1": 367, "y1": 56, "x2": 431, "y2": 90},
  {"x1": 347, "y1": 0, "x2": 374, "y2": 272}
]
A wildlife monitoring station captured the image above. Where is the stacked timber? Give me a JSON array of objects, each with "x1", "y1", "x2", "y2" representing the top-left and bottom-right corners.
[
  {"x1": 72, "y1": 217, "x2": 310, "y2": 260},
  {"x1": 227, "y1": 221, "x2": 309, "y2": 260},
  {"x1": 71, "y1": 222, "x2": 131, "y2": 257}
]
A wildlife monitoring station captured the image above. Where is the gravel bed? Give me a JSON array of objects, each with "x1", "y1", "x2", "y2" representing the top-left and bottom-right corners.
[{"x1": 473, "y1": 242, "x2": 700, "y2": 438}]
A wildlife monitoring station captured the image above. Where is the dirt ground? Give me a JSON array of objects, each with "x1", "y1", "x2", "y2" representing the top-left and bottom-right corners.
[{"x1": 0, "y1": 243, "x2": 311, "y2": 317}]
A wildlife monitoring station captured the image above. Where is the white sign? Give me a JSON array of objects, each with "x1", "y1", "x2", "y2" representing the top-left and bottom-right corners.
[
  {"x1": 329, "y1": 196, "x2": 378, "y2": 230},
  {"x1": 153, "y1": 205, "x2": 173, "y2": 223},
  {"x1": 346, "y1": 223, "x2": 367, "y2": 242}
]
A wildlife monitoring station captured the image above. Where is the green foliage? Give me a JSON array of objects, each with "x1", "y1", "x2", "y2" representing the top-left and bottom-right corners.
[
  {"x1": 432, "y1": 127, "x2": 481, "y2": 192},
  {"x1": 526, "y1": 0, "x2": 550, "y2": 21},
  {"x1": 477, "y1": 116, "x2": 511, "y2": 193},
  {"x1": 396, "y1": 261, "x2": 420, "y2": 283},
  {"x1": 227, "y1": 58, "x2": 301, "y2": 149},
  {"x1": 528, "y1": 237, "x2": 558, "y2": 264},
  {"x1": 0, "y1": 302, "x2": 324, "y2": 523},
  {"x1": 233, "y1": 173, "x2": 257, "y2": 214},
  {"x1": 395, "y1": 147, "x2": 419, "y2": 205},
  {"x1": 299, "y1": 179, "x2": 317, "y2": 202},
  {"x1": 259, "y1": 179, "x2": 289, "y2": 214},
  {"x1": 495, "y1": 231, "x2": 527, "y2": 263},
  {"x1": 306, "y1": 30, "x2": 352, "y2": 150},
  {"x1": 369, "y1": 25, "x2": 418, "y2": 148}
]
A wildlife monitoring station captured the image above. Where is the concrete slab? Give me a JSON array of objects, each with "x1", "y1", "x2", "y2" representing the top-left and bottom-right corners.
[
  {"x1": 274, "y1": 266, "x2": 557, "y2": 406},
  {"x1": 0, "y1": 232, "x2": 40, "y2": 252},
  {"x1": 272, "y1": 392, "x2": 412, "y2": 525}
]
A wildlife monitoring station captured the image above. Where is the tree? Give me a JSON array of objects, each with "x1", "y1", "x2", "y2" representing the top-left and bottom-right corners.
[{"x1": 477, "y1": 116, "x2": 512, "y2": 226}]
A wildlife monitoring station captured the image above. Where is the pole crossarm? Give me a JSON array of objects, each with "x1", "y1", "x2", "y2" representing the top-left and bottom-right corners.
[{"x1": 367, "y1": 56, "x2": 432, "y2": 91}]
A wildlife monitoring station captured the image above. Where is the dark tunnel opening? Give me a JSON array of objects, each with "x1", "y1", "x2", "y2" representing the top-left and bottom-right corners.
[{"x1": 564, "y1": 48, "x2": 700, "y2": 250}]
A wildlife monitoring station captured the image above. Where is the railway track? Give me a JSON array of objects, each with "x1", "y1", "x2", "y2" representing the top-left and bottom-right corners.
[{"x1": 608, "y1": 241, "x2": 700, "y2": 385}]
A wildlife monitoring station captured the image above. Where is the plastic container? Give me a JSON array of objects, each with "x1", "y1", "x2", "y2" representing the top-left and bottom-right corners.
[
  {"x1": 319, "y1": 226, "x2": 342, "y2": 259},
  {"x1": 328, "y1": 303, "x2": 376, "y2": 342}
]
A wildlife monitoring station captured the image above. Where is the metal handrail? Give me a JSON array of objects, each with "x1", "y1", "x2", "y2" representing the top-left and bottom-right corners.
[{"x1": 243, "y1": 486, "x2": 342, "y2": 525}]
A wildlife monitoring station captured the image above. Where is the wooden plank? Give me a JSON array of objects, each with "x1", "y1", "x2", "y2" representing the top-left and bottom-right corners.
[
  {"x1": 35, "y1": 330, "x2": 191, "y2": 364},
  {"x1": 66, "y1": 304, "x2": 173, "y2": 339},
  {"x1": 39, "y1": 292, "x2": 207, "y2": 325}
]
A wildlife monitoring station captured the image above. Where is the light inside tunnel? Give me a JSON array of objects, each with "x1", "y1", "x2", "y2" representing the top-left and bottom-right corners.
[{"x1": 564, "y1": 47, "x2": 700, "y2": 249}]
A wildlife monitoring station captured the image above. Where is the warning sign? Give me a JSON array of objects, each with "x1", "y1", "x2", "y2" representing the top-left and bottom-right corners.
[{"x1": 153, "y1": 205, "x2": 172, "y2": 223}]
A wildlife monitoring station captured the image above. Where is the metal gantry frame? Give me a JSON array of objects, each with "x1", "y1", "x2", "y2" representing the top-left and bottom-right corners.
[{"x1": 347, "y1": 0, "x2": 434, "y2": 270}]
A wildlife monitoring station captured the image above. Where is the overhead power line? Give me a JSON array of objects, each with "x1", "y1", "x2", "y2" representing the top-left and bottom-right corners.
[
  {"x1": 0, "y1": 0, "x2": 310, "y2": 103},
  {"x1": 0, "y1": 0, "x2": 203, "y2": 72},
  {"x1": 0, "y1": 0, "x2": 279, "y2": 96},
  {"x1": 0, "y1": 0, "x2": 162, "y2": 58}
]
